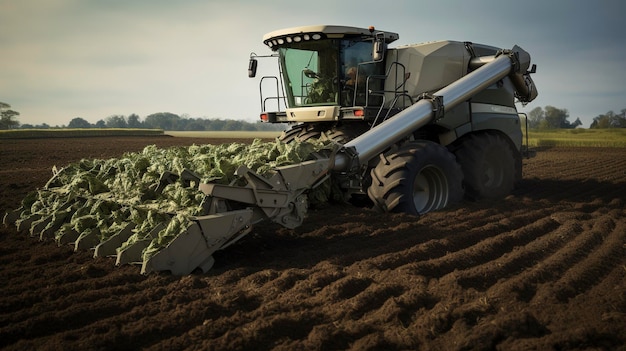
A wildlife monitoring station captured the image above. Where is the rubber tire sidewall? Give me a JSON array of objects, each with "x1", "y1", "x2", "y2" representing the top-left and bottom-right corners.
[
  {"x1": 368, "y1": 141, "x2": 464, "y2": 215},
  {"x1": 278, "y1": 123, "x2": 327, "y2": 143}
]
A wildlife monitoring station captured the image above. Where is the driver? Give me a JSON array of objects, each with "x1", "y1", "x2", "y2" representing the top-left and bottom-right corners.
[{"x1": 345, "y1": 66, "x2": 358, "y2": 87}]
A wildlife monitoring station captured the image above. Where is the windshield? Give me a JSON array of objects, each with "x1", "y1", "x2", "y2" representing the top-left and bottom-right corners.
[
  {"x1": 279, "y1": 40, "x2": 337, "y2": 106},
  {"x1": 279, "y1": 38, "x2": 378, "y2": 107}
]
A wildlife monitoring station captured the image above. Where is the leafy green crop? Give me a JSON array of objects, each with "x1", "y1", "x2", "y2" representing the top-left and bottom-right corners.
[{"x1": 16, "y1": 138, "x2": 335, "y2": 263}]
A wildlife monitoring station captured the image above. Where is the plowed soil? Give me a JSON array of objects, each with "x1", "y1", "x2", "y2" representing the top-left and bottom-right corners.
[{"x1": 1, "y1": 137, "x2": 625, "y2": 351}]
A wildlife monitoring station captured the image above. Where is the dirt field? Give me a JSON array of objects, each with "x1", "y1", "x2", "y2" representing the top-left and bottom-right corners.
[{"x1": 1, "y1": 137, "x2": 625, "y2": 351}]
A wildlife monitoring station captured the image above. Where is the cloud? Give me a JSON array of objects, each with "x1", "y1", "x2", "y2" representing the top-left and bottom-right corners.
[{"x1": 1, "y1": 0, "x2": 625, "y2": 127}]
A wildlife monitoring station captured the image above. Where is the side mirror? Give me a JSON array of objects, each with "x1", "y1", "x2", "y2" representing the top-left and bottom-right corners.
[
  {"x1": 248, "y1": 57, "x2": 258, "y2": 78},
  {"x1": 372, "y1": 33, "x2": 386, "y2": 62}
]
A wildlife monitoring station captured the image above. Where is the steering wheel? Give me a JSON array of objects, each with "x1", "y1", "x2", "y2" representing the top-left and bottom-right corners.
[{"x1": 303, "y1": 69, "x2": 319, "y2": 79}]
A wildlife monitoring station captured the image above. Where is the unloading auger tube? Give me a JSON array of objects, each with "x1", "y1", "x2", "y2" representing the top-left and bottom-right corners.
[
  {"x1": 3, "y1": 46, "x2": 535, "y2": 275},
  {"x1": 332, "y1": 45, "x2": 536, "y2": 172}
]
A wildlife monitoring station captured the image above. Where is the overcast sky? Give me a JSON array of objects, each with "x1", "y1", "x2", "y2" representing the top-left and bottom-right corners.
[{"x1": 1, "y1": 0, "x2": 625, "y2": 128}]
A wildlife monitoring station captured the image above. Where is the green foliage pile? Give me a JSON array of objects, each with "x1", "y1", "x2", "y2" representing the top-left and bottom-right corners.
[{"x1": 15, "y1": 139, "x2": 332, "y2": 262}]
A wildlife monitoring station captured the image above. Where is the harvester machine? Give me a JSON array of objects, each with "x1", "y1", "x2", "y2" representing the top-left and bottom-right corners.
[{"x1": 4, "y1": 25, "x2": 538, "y2": 274}]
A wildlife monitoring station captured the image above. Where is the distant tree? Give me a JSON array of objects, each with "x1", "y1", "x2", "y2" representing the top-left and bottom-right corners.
[
  {"x1": 223, "y1": 120, "x2": 243, "y2": 131},
  {"x1": 175, "y1": 118, "x2": 190, "y2": 131},
  {"x1": 68, "y1": 117, "x2": 92, "y2": 128},
  {"x1": 127, "y1": 113, "x2": 143, "y2": 128},
  {"x1": 527, "y1": 106, "x2": 544, "y2": 129},
  {"x1": 590, "y1": 109, "x2": 626, "y2": 129},
  {"x1": 206, "y1": 118, "x2": 227, "y2": 131},
  {"x1": 525, "y1": 106, "x2": 579, "y2": 129},
  {"x1": 144, "y1": 112, "x2": 181, "y2": 130},
  {"x1": 617, "y1": 110, "x2": 626, "y2": 128},
  {"x1": 184, "y1": 120, "x2": 206, "y2": 131},
  {"x1": 0, "y1": 102, "x2": 20, "y2": 129},
  {"x1": 242, "y1": 122, "x2": 256, "y2": 131},
  {"x1": 95, "y1": 119, "x2": 106, "y2": 128},
  {"x1": 20, "y1": 124, "x2": 34, "y2": 129},
  {"x1": 105, "y1": 115, "x2": 128, "y2": 128},
  {"x1": 543, "y1": 106, "x2": 571, "y2": 129},
  {"x1": 591, "y1": 115, "x2": 609, "y2": 129}
]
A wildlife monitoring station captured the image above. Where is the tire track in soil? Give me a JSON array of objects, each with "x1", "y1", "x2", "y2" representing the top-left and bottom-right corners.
[
  {"x1": 495, "y1": 208, "x2": 624, "y2": 303},
  {"x1": 0, "y1": 265, "x2": 152, "y2": 347},
  {"x1": 539, "y1": 213, "x2": 625, "y2": 303},
  {"x1": 394, "y1": 208, "x2": 563, "y2": 279}
]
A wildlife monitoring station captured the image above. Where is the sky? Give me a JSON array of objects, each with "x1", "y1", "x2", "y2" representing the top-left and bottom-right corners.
[{"x1": 1, "y1": 0, "x2": 625, "y2": 128}]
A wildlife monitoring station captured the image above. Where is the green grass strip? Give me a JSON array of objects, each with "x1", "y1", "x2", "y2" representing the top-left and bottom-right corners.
[{"x1": 523, "y1": 128, "x2": 626, "y2": 148}]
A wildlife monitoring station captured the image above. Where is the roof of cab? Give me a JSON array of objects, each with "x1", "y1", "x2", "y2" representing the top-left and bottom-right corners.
[{"x1": 262, "y1": 25, "x2": 399, "y2": 45}]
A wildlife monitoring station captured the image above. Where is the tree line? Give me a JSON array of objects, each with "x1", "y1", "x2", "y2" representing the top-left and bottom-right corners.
[
  {"x1": 12, "y1": 111, "x2": 284, "y2": 132},
  {"x1": 2, "y1": 101, "x2": 626, "y2": 130},
  {"x1": 63, "y1": 113, "x2": 284, "y2": 131},
  {"x1": 521, "y1": 106, "x2": 626, "y2": 129}
]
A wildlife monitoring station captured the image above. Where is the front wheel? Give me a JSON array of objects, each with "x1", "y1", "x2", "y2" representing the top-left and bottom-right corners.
[
  {"x1": 325, "y1": 123, "x2": 370, "y2": 144},
  {"x1": 367, "y1": 141, "x2": 464, "y2": 215},
  {"x1": 278, "y1": 123, "x2": 327, "y2": 143}
]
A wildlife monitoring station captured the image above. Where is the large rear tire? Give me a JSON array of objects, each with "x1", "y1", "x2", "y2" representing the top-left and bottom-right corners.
[
  {"x1": 454, "y1": 133, "x2": 516, "y2": 200},
  {"x1": 368, "y1": 141, "x2": 464, "y2": 215}
]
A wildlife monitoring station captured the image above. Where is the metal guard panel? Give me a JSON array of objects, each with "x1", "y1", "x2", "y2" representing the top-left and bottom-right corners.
[
  {"x1": 285, "y1": 106, "x2": 339, "y2": 122},
  {"x1": 471, "y1": 110, "x2": 523, "y2": 152}
]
